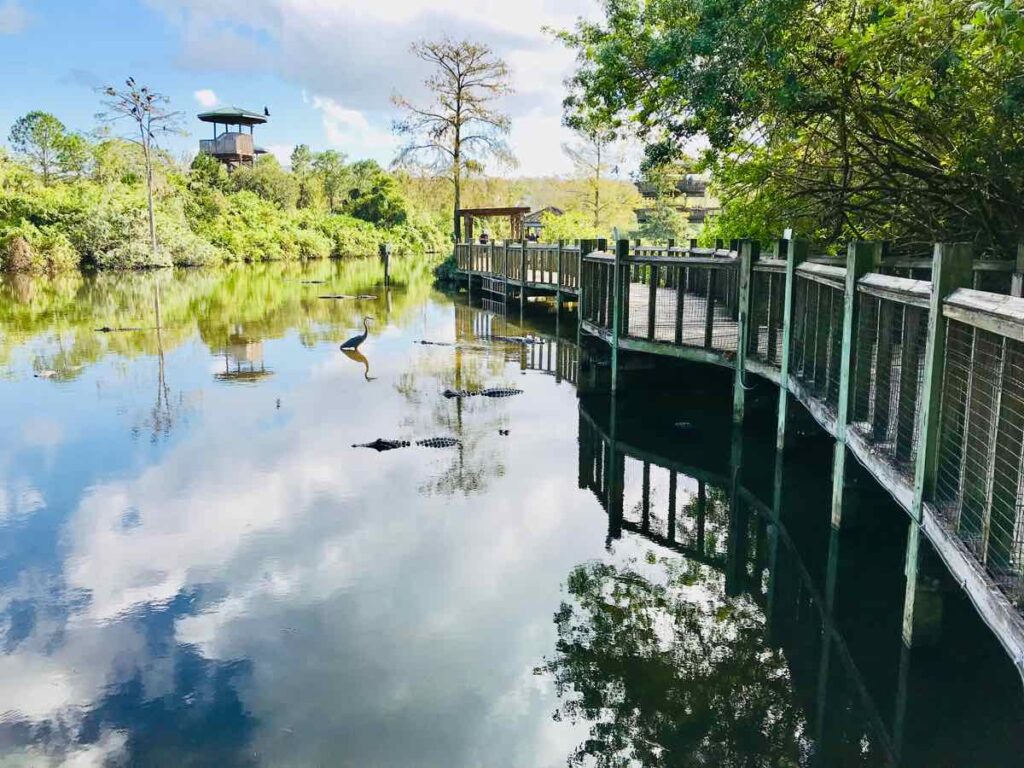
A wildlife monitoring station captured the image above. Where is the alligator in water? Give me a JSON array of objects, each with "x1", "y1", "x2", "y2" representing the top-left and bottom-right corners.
[
  {"x1": 353, "y1": 437, "x2": 461, "y2": 451},
  {"x1": 319, "y1": 294, "x2": 378, "y2": 300},
  {"x1": 480, "y1": 387, "x2": 523, "y2": 398},
  {"x1": 352, "y1": 438, "x2": 410, "y2": 452},
  {"x1": 489, "y1": 334, "x2": 541, "y2": 345},
  {"x1": 416, "y1": 437, "x2": 461, "y2": 448},
  {"x1": 96, "y1": 326, "x2": 145, "y2": 332},
  {"x1": 443, "y1": 387, "x2": 523, "y2": 399}
]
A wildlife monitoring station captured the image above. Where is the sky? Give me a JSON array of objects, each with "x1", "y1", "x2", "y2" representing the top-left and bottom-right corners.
[{"x1": 0, "y1": 0, "x2": 603, "y2": 175}]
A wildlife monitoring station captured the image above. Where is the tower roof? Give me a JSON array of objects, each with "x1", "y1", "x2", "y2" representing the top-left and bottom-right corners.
[{"x1": 197, "y1": 107, "x2": 267, "y2": 126}]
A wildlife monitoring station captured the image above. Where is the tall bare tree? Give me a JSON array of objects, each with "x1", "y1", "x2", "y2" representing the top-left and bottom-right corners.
[
  {"x1": 99, "y1": 78, "x2": 182, "y2": 259},
  {"x1": 393, "y1": 39, "x2": 513, "y2": 241},
  {"x1": 563, "y1": 125, "x2": 620, "y2": 230}
]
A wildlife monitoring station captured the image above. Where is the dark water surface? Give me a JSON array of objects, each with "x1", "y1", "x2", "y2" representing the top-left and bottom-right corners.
[{"x1": 0, "y1": 260, "x2": 1022, "y2": 767}]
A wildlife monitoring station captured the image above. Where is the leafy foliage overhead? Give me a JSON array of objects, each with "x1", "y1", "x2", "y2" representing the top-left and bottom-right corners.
[{"x1": 557, "y1": 0, "x2": 1024, "y2": 254}]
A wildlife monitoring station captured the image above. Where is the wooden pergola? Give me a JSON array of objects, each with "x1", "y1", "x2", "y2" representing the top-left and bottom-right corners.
[{"x1": 458, "y1": 207, "x2": 531, "y2": 242}]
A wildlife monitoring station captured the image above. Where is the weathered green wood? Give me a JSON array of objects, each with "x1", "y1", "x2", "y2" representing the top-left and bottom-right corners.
[
  {"x1": 674, "y1": 261, "x2": 685, "y2": 344},
  {"x1": 519, "y1": 237, "x2": 527, "y2": 325},
  {"x1": 837, "y1": 241, "x2": 882, "y2": 436},
  {"x1": 647, "y1": 264, "x2": 659, "y2": 340},
  {"x1": 777, "y1": 238, "x2": 810, "y2": 451},
  {"x1": 733, "y1": 239, "x2": 759, "y2": 424},
  {"x1": 556, "y1": 239, "x2": 564, "y2": 311},
  {"x1": 912, "y1": 243, "x2": 974, "y2": 518},
  {"x1": 726, "y1": 426, "x2": 746, "y2": 596},
  {"x1": 1012, "y1": 242, "x2": 1024, "y2": 298},
  {"x1": 766, "y1": 238, "x2": 788, "y2": 362},
  {"x1": 704, "y1": 268, "x2": 717, "y2": 349},
  {"x1": 611, "y1": 239, "x2": 628, "y2": 393},
  {"x1": 828, "y1": 242, "x2": 881, "y2": 526}
]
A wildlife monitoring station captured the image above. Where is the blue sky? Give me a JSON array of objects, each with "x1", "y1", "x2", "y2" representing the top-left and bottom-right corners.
[{"x1": 0, "y1": 0, "x2": 601, "y2": 175}]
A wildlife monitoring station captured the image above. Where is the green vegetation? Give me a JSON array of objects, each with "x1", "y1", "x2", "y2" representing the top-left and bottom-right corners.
[
  {"x1": 1, "y1": 107, "x2": 447, "y2": 274},
  {"x1": 558, "y1": 0, "x2": 1024, "y2": 255},
  {"x1": 537, "y1": 552, "x2": 807, "y2": 766},
  {"x1": 0, "y1": 255, "x2": 439, "y2": 375}
]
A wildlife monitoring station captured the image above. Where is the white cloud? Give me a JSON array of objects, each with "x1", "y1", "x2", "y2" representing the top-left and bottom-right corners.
[
  {"x1": 0, "y1": 0, "x2": 29, "y2": 34},
  {"x1": 193, "y1": 88, "x2": 218, "y2": 108},
  {"x1": 311, "y1": 95, "x2": 399, "y2": 156},
  {"x1": 147, "y1": 0, "x2": 603, "y2": 174}
]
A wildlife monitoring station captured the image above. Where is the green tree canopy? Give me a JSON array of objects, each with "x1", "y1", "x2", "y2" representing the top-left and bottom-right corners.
[
  {"x1": 558, "y1": 0, "x2": 1024, "y2": 255},
  {"x1": 8, "y1": 111, "x2": 83, "y2": 185},
  {"x1": 232, "y1": 155, "x2": 300, "y2": 210},
  {"x1": 312, "y1": 150, "x2": 349, "y2": 212}
]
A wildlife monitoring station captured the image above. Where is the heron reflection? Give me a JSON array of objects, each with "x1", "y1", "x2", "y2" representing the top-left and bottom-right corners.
[{"x1": 342, "y1": 348, "x2": 376, "y2": 381}]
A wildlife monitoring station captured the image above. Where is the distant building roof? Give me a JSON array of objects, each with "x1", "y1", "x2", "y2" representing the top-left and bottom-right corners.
[
  {"x1": 524, "y1": 207, "x2": 564, "y2": 225},
  {"x1": 197, "y1": 107, "x2": 267, "y2": 126}
]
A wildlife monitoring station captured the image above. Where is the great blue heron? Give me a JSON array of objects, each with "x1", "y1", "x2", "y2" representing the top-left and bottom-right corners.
[{"x1": 340, "y1": 317, "x2": 374, "y2": 350}]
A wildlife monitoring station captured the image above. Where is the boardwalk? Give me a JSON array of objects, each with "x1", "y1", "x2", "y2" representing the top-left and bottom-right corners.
[
  {"x1": 452, "y1": 234, "x2": 1024, "y2": 680},
  {"x1": 570, "y1": 238, "x2": 1024, "y2": 679}
]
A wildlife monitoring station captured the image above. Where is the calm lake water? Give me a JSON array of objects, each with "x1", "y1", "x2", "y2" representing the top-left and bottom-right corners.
[{"x1": 0, "y1": 259, "x2": 1022, "y2": 767}]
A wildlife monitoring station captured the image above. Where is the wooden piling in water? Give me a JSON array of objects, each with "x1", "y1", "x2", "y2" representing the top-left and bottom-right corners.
[
  {"x1": 776, "y1": 238, "x2": 809, "y2": 451},
  {"x1": 733, "y1": 239, "x2": 759, "y2": 424}
]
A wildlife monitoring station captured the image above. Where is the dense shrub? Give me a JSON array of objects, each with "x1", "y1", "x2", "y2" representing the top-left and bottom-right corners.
[{"x1": 0, "y1": 131, "x2": 447, "y2": 272}]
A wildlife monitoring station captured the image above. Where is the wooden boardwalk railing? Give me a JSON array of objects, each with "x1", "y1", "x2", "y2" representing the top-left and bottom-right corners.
[
  {"x1": 577, "y1": 236, "x2": 1024, "y2": 675},
  {"x1": 455, "y1": 240, "x2": 583, "y2": 304}
]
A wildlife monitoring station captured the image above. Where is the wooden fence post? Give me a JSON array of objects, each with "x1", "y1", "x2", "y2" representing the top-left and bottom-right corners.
[
  {"x1": 611, "y1": 239, "x2": 628, "y2": 394},
  {"x1": 776, "y1": 237, "x2": 810, "y2": 451},
  {"x1": 1012, "y1": 242, "x2": 1024, "y2": 298},
  {"x1": 830, "y1": 241, "x2": 883, "y2": 527},
  {"x1": 556, "y1": 239, "x2": 564, "y2": 312},
  {"x1": 912, "y1": 243, "x2": 974, "y2": 518},
  {"x1": 733, "y1": 239, "x2": 760, "y2": 425},
  {"x1": 897, "y1": 243, "x2": 973, "y2": 651}
]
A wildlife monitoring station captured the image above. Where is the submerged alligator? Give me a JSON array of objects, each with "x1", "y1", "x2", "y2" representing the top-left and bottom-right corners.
[
  {"x1": 319, "y1": 294, "x2": 378, "y2": 300},
  {"x1": 352, "y1": 437, "x2": 461, "y2": 452},
  {"x1": 442, "y1": 387, "x2": 523, "y2": 399}
]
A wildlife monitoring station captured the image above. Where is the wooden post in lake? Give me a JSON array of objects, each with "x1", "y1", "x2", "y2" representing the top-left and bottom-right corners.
[
  {"x1": 519, "y1": 236, "x2": 527, "y2": 326},
  {"x1": 776, "y1": 236, "x2": 809, "y2": 451},
  {"x1": 896, "y1": 243, "x2": 973, "y2": 653},
  {"x1": 726, "y1": 424, "x2": 748, "y2": 596},
  {"x1": 611, "y1": 239, "x2": 627, "y2": 394},
  {"x1": 733, "y1": 239, "x2": 759, "y2": 424},
  {"x1": 830, "y1": 241, "x2": 882, "y2": 527},
  {"x1": 556, "y1": 239, "x2": 564, "y2": 313},
  {"x1": 912, "y1": 243, "x2": 973, "y2": 519}
]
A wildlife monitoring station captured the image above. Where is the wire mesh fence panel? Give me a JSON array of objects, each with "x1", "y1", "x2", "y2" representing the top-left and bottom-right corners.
[
  {"x1": 789, "y1": 274, "x2": 845, "y2": 412},
  {"x1": 617, "y1": 260, "x2": 740, "y2": 353},
  {"x1": 852, "y1": 293, "x2": 880, "y2": 424},
  {"x1": 848, "y1": 292, "x2": 929, "y2": 478},
  {"x1": 934, "y1": 321, "x2": 1024, "y2": 602},
  {"x1": 748, "y1": 267, "x2": 786, "y2": 368}
]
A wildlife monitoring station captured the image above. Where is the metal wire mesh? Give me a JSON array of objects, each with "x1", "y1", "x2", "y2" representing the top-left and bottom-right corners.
[
  {"x1": 934, "y1": 321, "x2": 1024, "y2": 601},
  {"x1": 850, "y1": 292, "x2": 929, "y2": 477},
  {"x1": 621, "y1": 261, "x2": 740, "y2": 352},
  {"x1": 580, "y1": 258, "x2": 615, "y2": 328},
  {"x1": 748, "y1": 267, "x2": 786, "y2": 368},
  {"x1": 790, "y1": 275, "x2": 846, "y2": 412}
]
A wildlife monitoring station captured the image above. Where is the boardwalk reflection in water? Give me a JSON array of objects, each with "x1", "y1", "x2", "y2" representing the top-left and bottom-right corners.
[{"x1": 544, "y1": 375, "x2": 1024, "y2": 767}]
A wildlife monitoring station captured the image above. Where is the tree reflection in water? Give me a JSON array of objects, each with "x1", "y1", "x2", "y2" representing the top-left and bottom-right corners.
[{"x1": 538, "y1": 554, "x2": 810, "y2": 767}]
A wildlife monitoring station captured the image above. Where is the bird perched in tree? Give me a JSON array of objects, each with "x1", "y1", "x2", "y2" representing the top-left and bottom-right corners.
[{"x1": 341, "y1": 317, "x2": 374, "y2": 350}]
